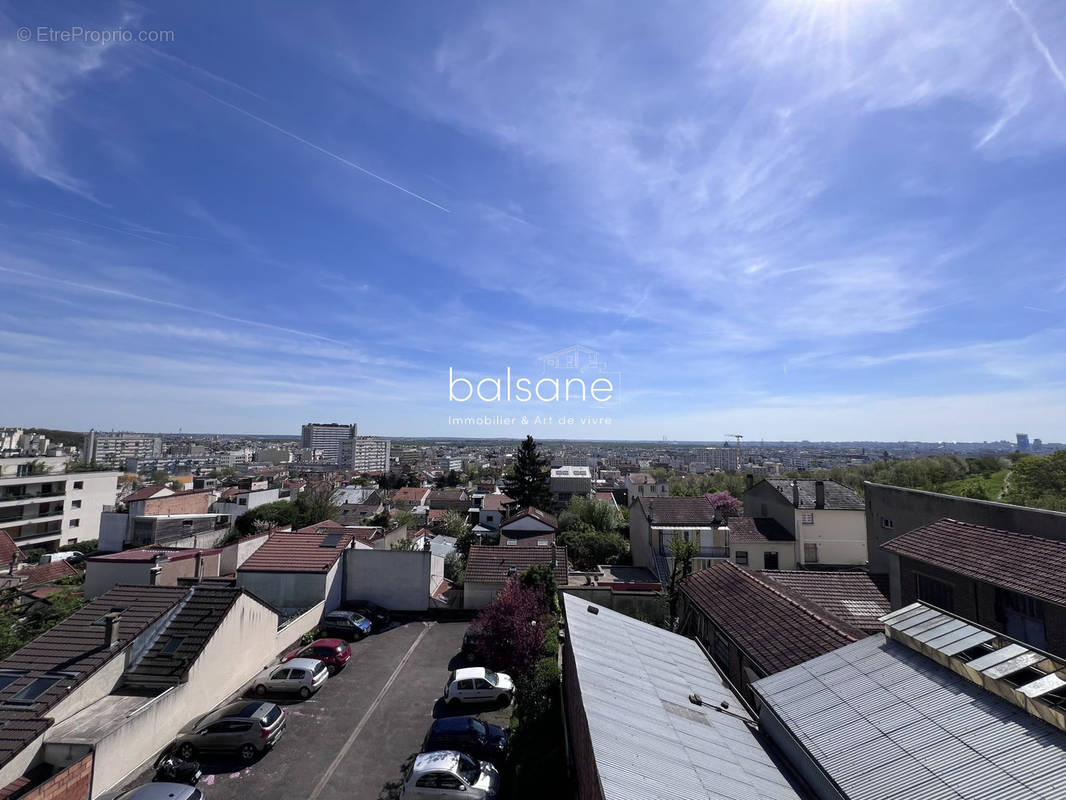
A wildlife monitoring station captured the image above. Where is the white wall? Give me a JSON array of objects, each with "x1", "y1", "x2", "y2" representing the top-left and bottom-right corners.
[
  {"x1": 84, "y1": 561, "x2": 148, "y2": 598},
  {"x1": 218, "y1": 532, "x2": 269, "y2": 574},
  {"x1": 344, "y1": 549, "x2": 436, "y2": 610},
  {"x1": 501, "y1": 516, "x2": 554, "y2": 533},
  {"x1": 98, "y1": 512, "x2": 129, "y2": 552},
  {"x1": 731, "y1": 541, "x2": 797, "y2": 571},
  {"x1": 793, "y1": 509, "x2": 867, "y2": 566},
  {"x1": 65, "y1": 472, "x2": 119, "y2": 547}
]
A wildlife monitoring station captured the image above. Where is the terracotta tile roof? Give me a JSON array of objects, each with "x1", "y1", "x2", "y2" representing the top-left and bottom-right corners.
[
  {"x1": 88, "y1": 547, "x2": 221, "y2": 563},
  {"x1": 465, "y1": 544, "x2": 567, "y2": 586},
  {"x1": 882, "y1": 518, "x2": 1066, "y2": 606},
  {"x1": 0, "y1": 585, "x2": 188, "y2": 768},
  {"x1": 594, "y1": 491, "x2": 618, "y2": 506},
  {"x1": 481, "y1": 493, "x2": 514, "y2": 512},
  {"x1": 627, "y1": 472, "x2": 656, "y2": 484},
  {"x1": 501, "y1": 506, "x2": 558, "y2": 530},
  {"x1": 14, "y1": 560, "x2": 79, "y2": 585},
  {"x1": 238, "y1": 531, "x2": 353, "y2": 573},
  {"x1": 726, "y1": 517, "x2": 794, "y2": 543},
  {"x1": 122, "y1": 485, "x2": 168, "y2": 503},
  {"x1": 682, "y1": 562, "x2": 865, "y2": 675},
  {"x1": 761, "y1": 479, "x2": 864, "y2": 510},
  {"x1": 0, "y1": 533, "x2": 24, "y2": 570},
  {"x1": 758, "y1": 570, "x2": 890, "y2": 633},
  {"x1": 392, "y1": 487, "x2": 429, "y2": 504},
  {"x1": 295, "y1": 519, "x2": 344, "y2": 533},
  {"x1": 636, "y1": 496, "x2": 717, "y2": 526},
  {"x1": 426, "y1": 509, "x2": 447, "y2": 522}
]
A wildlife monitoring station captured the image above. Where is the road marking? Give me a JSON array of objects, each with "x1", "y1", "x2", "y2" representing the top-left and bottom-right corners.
[{"x1": 308, "y1": 621, "x2": 434, "y2": 800}]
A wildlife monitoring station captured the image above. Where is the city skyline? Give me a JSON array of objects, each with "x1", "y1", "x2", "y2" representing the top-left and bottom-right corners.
[{"x1": 2, "y1": 2, "x2": 1066, "y2": 441}]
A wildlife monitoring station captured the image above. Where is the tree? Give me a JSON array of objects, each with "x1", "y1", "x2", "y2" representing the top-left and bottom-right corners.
[
  {"x1": 705, "y1": 491, "x2": 741, "y2": 518},
  {"x1": 439, "y1": 509, "x2": 471, "y2": 539},
  {"x1": 150, "y1": 470, "x2": 169, "y2": 486},
  {"x1": 470, "y1": 579, "x2": 546, "y2": 678},
  {"x1": 367, "y1": 509, "x2": 392, "y2": 528},
  {"x1": 233, "y1": 500, "x2": 300, "y2": 537},
  {"x1": 519, "y1": 563, "x2": 558, "y2": 614},
  {"x1": 435, "y1": 469, "x2": 461, "y2": 489},
  {"x1": 665, "y1": 536, "x2": 698, "y2": 628},
  {"x1": 503, "y1": 435, "x2": 552, "y2": 511},
  {"x1": 392, "y1": 508, "x2": 417, "y2": 530},
  {"x1": 558, "y1": 496, "x2": 621, "y2": 533},
  {"x1": 444, "y1": 551, "x2": 465, "y2": 587},
  {"x1": 292, "y1": 479, "x2": 340, "y2": 528},
  {"x1": 1002, "y1": 450, "x2": 1066, "y2": 511},
  {"x1": 557, "y1": 528, "x2": 627, "y2": 570},
  {"x1": 390, "y1": 538, "x2": 416, "y2": 551}
]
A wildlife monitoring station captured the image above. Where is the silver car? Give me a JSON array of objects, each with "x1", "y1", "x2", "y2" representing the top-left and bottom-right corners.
[
  {"x1": 252, "y1": 657, "x2": 328, "y2": 699},
  {"x1": 108, "y1": 785, "x2": 203, "y2": 800},
  {"x1": 402, "y1": 751, "x2": 500, "y2": 799},
  {"x1": 175, "y1": 700, "x2": 285, "y2": 762}
]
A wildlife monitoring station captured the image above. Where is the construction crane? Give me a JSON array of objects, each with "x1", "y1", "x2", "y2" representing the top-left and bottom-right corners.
[{"x1": 725, "y1": 434, "x2": 743, "y2": 470}]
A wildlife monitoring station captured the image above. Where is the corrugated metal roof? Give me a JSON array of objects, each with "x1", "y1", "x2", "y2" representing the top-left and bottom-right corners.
[
  {"x1": 752, "y1": 635, "x2": 1066, "y2": 799},
  {"x1": 561, "y1": 594, "x2": 801, "y2": 800}
]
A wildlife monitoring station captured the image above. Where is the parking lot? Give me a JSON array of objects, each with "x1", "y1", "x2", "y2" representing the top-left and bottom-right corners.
[{"x1": 118, "y1": 619, "x2": 512, "y2": 800}]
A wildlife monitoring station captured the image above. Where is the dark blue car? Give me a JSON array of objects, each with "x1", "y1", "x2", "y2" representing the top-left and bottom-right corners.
[
  {"x1": 320, "y1": 610, "x2": 372, "y2": 640},
  {"x1": 422, "y1": 716, "x2": 508, "y2": 763}
]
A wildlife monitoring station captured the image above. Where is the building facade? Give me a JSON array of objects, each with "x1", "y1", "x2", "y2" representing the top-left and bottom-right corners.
[
  {"x1": 300, "y1": 422, "x2": 357, "y2": 463},
  {"x1": 82, "y1": 430, "x2": 162, "y2": 468},
  {"x1": 0, "y1": 464, "x2": 118, "y2": 552},
  {"x1": 339, "y1": 436, "x2": 391, "y2": 473}
]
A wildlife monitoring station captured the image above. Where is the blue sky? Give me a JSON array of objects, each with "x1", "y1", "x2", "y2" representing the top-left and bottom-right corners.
[{"x1": 1, "y1": 0, "x2": 1065, "y2": 442}]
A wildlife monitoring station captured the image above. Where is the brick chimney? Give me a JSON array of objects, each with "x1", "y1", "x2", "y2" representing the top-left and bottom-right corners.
[
  {"x1": 791, "y1": 481, "x2": 800, "y2": 508},
  {"x1": 102, "y1": 611, "x2": 122, "y2": 648},
  {"x1": 815, "y1": 481, "x2": 825, "y2": 510},
  {"x1": 194, "y1": 550, "x2": 203, "y2": 581}
]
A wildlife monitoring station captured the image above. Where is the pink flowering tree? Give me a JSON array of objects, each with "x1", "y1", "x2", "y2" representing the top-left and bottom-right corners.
[
  {"x1": 705, "y1": 491, "x2": 741, "y2": 518},
  {"x1": 471, "y1": 578, "x2": 546, "y2": 678}
]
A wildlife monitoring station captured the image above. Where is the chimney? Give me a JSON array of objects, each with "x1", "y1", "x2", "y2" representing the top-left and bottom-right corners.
[
  {"x1": 8, "y1": 552, "x2": 18, "y2": 574},
  {"x1": 815, "y1": 481, "x2": 825, "y2": 510},
  {"x1": 194, "y1": 550, "x2": 204, "y2": 581},
  {"x1": 102, "y1": 611, "x2": 122, "y2": 648},
  {"x1": 148, "y1": 565, "x2": 162, "y2": 586},
  {"x1": 550, "y1": 541, "x2": 557, "y2": 570},
  {"x1": 791, "y1": 481, "x2": 800, "y2": 508},
  {"x1": 745, "y1": 473, "x2": 754, "y2": 491}
]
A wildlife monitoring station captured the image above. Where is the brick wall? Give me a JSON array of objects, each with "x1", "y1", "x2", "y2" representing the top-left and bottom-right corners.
[
  {"x1": 17, "y1": 754, "x2": 92, "y2": 800},
  {"x1": 142, "y1": 492, "x2": 212, "y2": 516}
]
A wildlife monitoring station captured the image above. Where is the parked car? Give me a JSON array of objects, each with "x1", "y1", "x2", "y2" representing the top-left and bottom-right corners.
[
  {"x1": 175, "y1": 700, "x2": 285, "y2": 762},
  {"x1": 109, "y1": 785, "x2": 203, "y2": 800},
  {"x1": 321, "y1": 609, "x2": 372, "y2": 640},
  {"x1": 422, "y1": 716, "x2": 508, "y2": 763},
  {"x1": 252, "y1": 658, "x2": 328, "y2": 698},
  {"x1": 349, "y1": 599, "x2": 391, "y2": 630},
  {"x1": 282, "y1": 638, "x2": 352, "y2": 674},
  {"x1": 443, "y1": 667, "x2": 514, "y2": 707},
  {"x1": 461, "y1": 625, "x2": 487, "y2": 663},
  {"x1": 402, "y1": 751, "x2": 500, "y2": 799}
]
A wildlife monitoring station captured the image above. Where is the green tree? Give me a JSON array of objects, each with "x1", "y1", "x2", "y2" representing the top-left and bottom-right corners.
[
  {"x1": 519, "y1": 563, "x2": 558, "y2": 613},
  {"x1": 503, "y1": 435, "x2": 552, "y2": 511},
  {"x1": 390, "y1": 538, "x2": 416, "y2": 551},
  {"x1": 233, "y1": 500, "x2": 300, "y2": 537},
  {"x1": 292, "y1": 479, "x2": 340, "y2": 528},
  {"x1": 665, "y1": 536, "x2": 698, "y2": 628},
  {"x1": 1002, "y1": 451, "x2": 1066, "y2": 511},
  {"x1": 558, "y1": 496, "x2": 621, "y2": 534},
  {"x1": 557, "y1": 528, "x2": 627, "y2": 570},
  {"x1": 444, "y1": 551, "x2": 465, "y2": 587},
  {"x1": 439, "y1": 509, "x2": 471, "y2": 539},
  {"x1": 150, "y1": 470, "x2": 169, "y2": 485}
]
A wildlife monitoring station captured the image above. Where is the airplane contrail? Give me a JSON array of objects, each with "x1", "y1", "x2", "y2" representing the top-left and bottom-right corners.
[{"x1": 1007, "y1": 0, "x2": 1066, "y2": 91}]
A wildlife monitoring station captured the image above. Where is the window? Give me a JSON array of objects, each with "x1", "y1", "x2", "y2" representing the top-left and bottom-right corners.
[
  {"x1": 13, "y1": 676, "x2": 59, "y2": 702},
  {"x1": 439, "y1": 775, "x2": 464, "y2": 790},
  {"x1": 801, "y1": 512, "x2": 815, "y2": 525},
  {"x1": 735, "y1": 551, "x2": 748, "y2": 566},
  {"x1": 916, "y1": 573, "x2": 954, "y2": 611},
  {"x1": 804, "y1": 543, "x2": 819, "y2": 563},
  {"x1": 161, "y1": 636, "x2": 185, "y2": 655},
  {"x1": 763, "y1": 551, "x2": 779, "y2": 570},
  {"x1": 457, "y1": 679, "x2": 474, "y2": 690},
  {"x1": 271, "y1": 669, "x2": 291, "y2": 680},
  {"x1": 71, "y1": 500, "x2": 81, "y2": 509},
  {"x1": 72, "y1": 481, "x2": 83, "y2": 490},
  {"x1": 416, "y1": 775, "x2": 441, "y2": 789},
  {"x1": 69, "y1": 519, "x2": 79, "y2": 528},
  {"x1": 880, "y1": 517, "x2": 894, "y2": 530},
  {"x1": 0, "y1": 673, "x2": 22, "y2": 692}
]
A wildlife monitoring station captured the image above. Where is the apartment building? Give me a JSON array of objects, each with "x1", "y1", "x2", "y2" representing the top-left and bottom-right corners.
[
  {"x1": 0, "y1": 459, "x2": 118, "y2": 552},
  {"x1": 339, "y1": 435, "x2": 391, "y2": 473},
  {"x1": 623, "y1": 472, "x2": 667, "y2": 504},
  {"x1": 550, "y1": 466, "x2": 592, "y2": 510},
  {"x1": 743, "y1": 477, "x2": 867, "y2": 566},
  {"x1": 82, "y1": 430, "x2": 162, "y2": 468},
  {"x1": 628, "y1": 496, "x2": 729, "y2": 582},
  {"x1": 300, "y1": 422, "x2": 357, "y2": 463}
]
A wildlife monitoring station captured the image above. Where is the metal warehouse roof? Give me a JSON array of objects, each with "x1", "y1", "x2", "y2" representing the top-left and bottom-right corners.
[
  {"x1": 752, "y1": 630, "x2": 1066, "y2": 799},
  {"x1": 562, "y1": 594, "x2": 801, "y2": 800}
]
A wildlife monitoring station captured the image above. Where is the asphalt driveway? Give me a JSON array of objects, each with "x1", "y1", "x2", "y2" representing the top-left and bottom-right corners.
[{"x1": 117, "y1": 619, "x2": 512, "y2": 800}]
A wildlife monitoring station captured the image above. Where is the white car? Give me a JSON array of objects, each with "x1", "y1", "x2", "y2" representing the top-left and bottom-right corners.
[
  {"x1": 402, "y1": 751, "x2": 499, "y2": 799},
  {"x1": 443, "y1": 667, "x2": 514, "y2": 707},
  {"x1": 252, "y1": 657, "x2": 327, "y2": 699}
]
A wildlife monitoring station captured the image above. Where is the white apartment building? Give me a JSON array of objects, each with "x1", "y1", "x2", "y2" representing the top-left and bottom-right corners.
[
  {"x1": 82, "y1": 430, "x2": 162, "y2": 467},
  {"x1": 0, "y1": 458, "x2": 119, "y2": 552},
  {"x1": 339, "y1": 436, "x2": 391, "y2": 473},
  {"x1": 301, "y1": 422, "x2": 357, "y2": 463},
  {"x1": 693, "y1": 446, "x2": 741, "y2": 472}
]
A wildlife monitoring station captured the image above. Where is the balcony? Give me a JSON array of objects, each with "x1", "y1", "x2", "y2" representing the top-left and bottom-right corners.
[
  {"x1": 657, "y1": 546, "x2": 730, "y2": 559},
  {"x1": 0, "y1": 489, "x2": 66, "y2": 504},
  {"x1": 0, "y1": 504, "x2": 64, "y2": 524},
  {"x1": 10, "y1": 522, "x2": 63, "y2": 540}
]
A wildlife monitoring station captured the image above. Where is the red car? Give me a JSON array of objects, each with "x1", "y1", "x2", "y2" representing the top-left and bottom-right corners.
[{"x1": 282, "y1": 638, "x2": 352, "y2": 674}]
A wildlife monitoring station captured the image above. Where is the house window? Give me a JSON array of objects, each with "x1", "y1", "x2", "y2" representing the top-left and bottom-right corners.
[
  {"x1": 712, "y1": 629, "x2": 731, "y2": 666},
  {"x1": 916, "y1": 573, "x2": 954, "y2": 611},
  {"x1": 804, "y1": 543, "x2": 818, "y2": 563},
  {"x1": 735, "y1": 551, "x2": 748, "y2": 566},
  {"x1": 881, "y1": 517, "x2": 894, "y2": 530},
  {"x1": 69, "y1": 519, "x2": 79, "y2": 528},
  {"x1": 71, "y1": 500, "x2": 81, "y2": 509},
  {"x1": 72, "y1": 481, "x2": 83, "y2": 490},
  {"x1": 801, "y1": 512, "x2": 815, "y2": 525},
  {"x1": 994, "y1": 588, "x2": 1046, "y2": 648}
]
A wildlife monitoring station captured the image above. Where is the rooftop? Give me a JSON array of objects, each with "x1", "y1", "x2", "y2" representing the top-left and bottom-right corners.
[
  {"x1": 0, "y1": 585, "x2": 188, "y2": 767},
  {"x1": 882, "y1": 517, "x2": 1066, "y2": 606},
  {"x1": 550, "y1": 466, "x2": 591, "y2": 478},
  {"x1": 752, "y1": 616, "x2": 1066, "y2": 799},
  {"x1": 636, "y1": 496, "x2": 718, "y2": 526},
  {"x1": 501, "y1": 506, "x2": 558, "y2": 530},
  {"x1": 465, "y1": 544, "x2": 567, "y2": 586},
  {"x1": 757, "y1": 570, "x2": 890, "y2": 633},
  {"x1": 682, "y1": 562, "x2": 866, "y2": 674},
  {"x1": 13, "y1": 559, "x2": 79, "y2": 585},
  {"x1": 0, "y1": 532, "x2": 24, "y2": 570},
  {"x1": 122, "y1": 486, "x2": 169, "y2": 503},
  {"x1": 727, "y1": 517, "x2": 795, "y2": 543},
  {"x1": 761, "y1": 479, "x2": 865, "y2": 510},
  {"x1": 562, "y1": 594, "x2": 801, "y2": 800},
  {"x1": 238, "y1": 531, "x2": 354, "y2": 573},
  {"x1": 88, "y1": 546, "x2": 221, "y2": 563}
]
